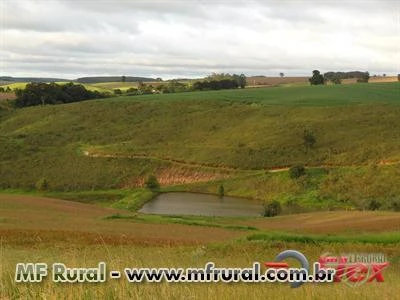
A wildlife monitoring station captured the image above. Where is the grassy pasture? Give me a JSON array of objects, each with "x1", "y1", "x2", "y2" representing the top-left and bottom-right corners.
[{"x1": 0, "y1": 83, "x2": 399, "y2": 211}]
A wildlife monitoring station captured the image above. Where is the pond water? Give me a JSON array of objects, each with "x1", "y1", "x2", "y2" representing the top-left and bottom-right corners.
[{"x1": 139, "y1": 192, "x2": 263, "y2": 217}]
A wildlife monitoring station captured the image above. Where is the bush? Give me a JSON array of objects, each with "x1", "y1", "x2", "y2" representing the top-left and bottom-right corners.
[
  {"x1": 36, "y1": 178, "x2": 49, "y2": 191},
  {"x1": 368, "y1": 199, "x2": 381, "y2": 211},
  {"x1": 145, "y1": 175, "x2": 160, "y2": 190},
  {"x1": 289, "y1": 164, "x2": 306, "y2": 179},
  {"x1": 390, "y1": 199, "x2": 400, "y2": 211},
  {"x1": 218, "y1": 184, "x2": 225, "y2": 198},
  {"x1": 303, "y1": 129, "x2": 316, "y2": 150},
  {"x1": 263, "y1": 200, "x2": 281, "y2": 217}
]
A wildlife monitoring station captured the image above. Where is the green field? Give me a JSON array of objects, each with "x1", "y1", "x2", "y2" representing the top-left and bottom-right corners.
[{"x1": 1, "y1": 82, "x2": 399, "y2": 210}]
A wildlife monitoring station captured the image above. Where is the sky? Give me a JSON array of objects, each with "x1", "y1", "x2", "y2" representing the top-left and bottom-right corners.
[{"x1": 0, "y1": 0, "x2": 399, "y2": 79}]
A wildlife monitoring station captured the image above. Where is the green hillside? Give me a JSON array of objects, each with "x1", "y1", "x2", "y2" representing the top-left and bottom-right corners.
[{"x1": 1, "y1": 82, "x2": 399, "y2": 210}]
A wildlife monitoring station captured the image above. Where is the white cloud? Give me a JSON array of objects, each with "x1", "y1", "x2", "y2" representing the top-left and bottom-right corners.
[{"x1": 1, "y1": 0, "x2": 398, "y2": 78}]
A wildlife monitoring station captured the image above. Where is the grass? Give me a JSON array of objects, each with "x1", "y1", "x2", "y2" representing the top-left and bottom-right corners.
[
  {"x1": 1, "y1": 193, "x2": 399, "y2": 299},
  {"x1": 104, "y1": 213, "x2": 259, "y2": 231},
  {"x1": 246, "y1": 231, "x2": 400, "y2": 245},
  {"x1": 2, "y1": 241, "x2": 399, "y2": 299},
  {"x1": 1, "y1": 82, "x2": 399, "y2": 298},
  {"x1": 1, "y1": 82, "x2": 399, "y2": 209}
]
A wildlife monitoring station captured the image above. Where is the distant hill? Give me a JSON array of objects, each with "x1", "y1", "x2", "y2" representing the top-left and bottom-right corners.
[
  {"x1": 1, "y1": 76, "x2": 157, "y2": 84},
  {"x1": 76, "y1": 76, "x2": 156, "y2": 83},
  {"x1": 0, "y1": 76, "x2": 71, "y2": 83}
]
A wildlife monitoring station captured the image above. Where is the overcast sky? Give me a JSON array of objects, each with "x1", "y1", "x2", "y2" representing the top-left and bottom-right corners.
[{"x1": 0, "y1": 0, "x2": 399, "y2": 79}]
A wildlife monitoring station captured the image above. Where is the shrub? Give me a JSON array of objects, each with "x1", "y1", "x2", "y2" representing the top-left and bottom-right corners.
[
  {"x1": 289, "y1": 164, "x2": 306, "y2": 179},
  {"x1": 390, "y1": 199, "x2": 400, "y2": 211},
  {"x1": 36, "y1": 178, "x2": 49, "y2": 191},
  {"x1": 303, "y1": 129, "x2": 316, "y2": 150},
  {"x1": 145, "y1": 175, "x2": 160, "y2": 190},
  {"x1": 218, "y1": 184, "x2": 225, "y2": 198},
  {"x1": 368, "y1": 199, "x2": 381, "y2": 211},
  {"x1": 263, "y1": 200, "x2": 281, "y2": 217}
]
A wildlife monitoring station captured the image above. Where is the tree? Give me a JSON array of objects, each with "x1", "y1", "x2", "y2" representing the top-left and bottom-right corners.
[
  {"x1": 331, "y1": 75, "x2": 341, "y2": 84},
  {"x1": 289, "y1": 164, "x2": 306, "y2": 179},
  {"x1": 279, "y1": 72, "x2": 284, "y2": 78},
  {"x1": 113, "y1": 89, "x2": 122, "y2": 95},
  {"x1": 303, "y1": 129, "x2": 316, "y2": 151},
  {"x1": 238, "y1": 74, "x2": 247, "y2": 88},
  {"x1": 309, "y1": 70, "x2": 324, "y2": 85},
  {"x1": 218, "y1": 184, "x2": 225, "y2": 198},
  {"x1": 122, "y1": 75, "x2": 126, "y2": 83},
  {"x1": 263, "y1": 200, "x2": 281, "y2": 217},
  {"x1": 368, "y1": 199, "x2": 381, "y2": 211},
  {"x1": 397, "y1": 74, "x2": 400, "y2": 82},
  {"x1": 356, "y1": 72, "x2": 369, "y2": 83},
  {"x1": 145, "y1": 175, "x2": 160, "y2": 190}
]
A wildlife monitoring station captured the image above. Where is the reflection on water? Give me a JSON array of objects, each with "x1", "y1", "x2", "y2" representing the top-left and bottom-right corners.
[{"x1": 139, "y1": 192, "x2": 263, "y2": 217}]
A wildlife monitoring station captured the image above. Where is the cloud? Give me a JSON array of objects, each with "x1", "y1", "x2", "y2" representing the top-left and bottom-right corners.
[{"x1": 1, "y1": 0, "x2": 398, "y2": 78}]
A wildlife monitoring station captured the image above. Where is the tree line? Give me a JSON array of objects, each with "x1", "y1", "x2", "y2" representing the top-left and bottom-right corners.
[
  {"x1": 309, "y1": 70, "x2": 370, "y2": 85},
  {"x1": 115, "y1": 73, "x2": 247, "y2": 96},
  {"x1": 14, "y1": 82, "x2": 109, "y2": 108}
]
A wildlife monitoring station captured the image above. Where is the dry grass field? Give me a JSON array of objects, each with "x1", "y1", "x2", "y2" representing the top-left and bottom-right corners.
[
  {"x1": 246, "y1": 76, "x2": 309, "y2": 87},
  {"x1": 1, "y1": 194, "x2": 399, "y2": 299},
  {"x1": 0, "y1": 194, "x2": 241, "y2": 245},
  {"x1": 247, "y1": 75, "x2": 398, "y2": 87}
]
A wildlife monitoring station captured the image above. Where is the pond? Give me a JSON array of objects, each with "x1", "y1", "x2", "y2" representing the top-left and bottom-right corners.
[{"x1": 139, "y1": 192, "x2": 263, "y2": 217}]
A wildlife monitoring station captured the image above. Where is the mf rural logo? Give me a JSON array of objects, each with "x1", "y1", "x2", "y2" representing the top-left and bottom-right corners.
[{"x1": 265, "y1": 250, "x2": 390, "y2": 288}]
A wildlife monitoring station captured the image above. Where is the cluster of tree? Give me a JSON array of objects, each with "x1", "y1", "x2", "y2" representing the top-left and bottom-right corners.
[
  {"x1": 356, "y1": 72, "x2": 370, "y2": 83},
  {"x1": 113, "y1": 81, "x2": 187, "y2": 96},
  {"x1": 310, "y1": 70, "x2": 370, "y2": 85},
  {"x1": 155, "y1": 80, "x2": 188, "y2": 93},
  {"x1": 115, "y1": 74, "x2": 248, "y2": 96},
  {"x1": 14, "y1": 82, "x2": 109, "y2": 108},
  {"x1": 323, "y1": 71, "x2": 370, "y2": 84},
  {"x1": 192, "y1": 73, "x2": 246, "y2": 91},
  {"x1": 0, "y1": 86, "x2": 12, "y2": 93}
]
